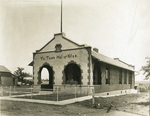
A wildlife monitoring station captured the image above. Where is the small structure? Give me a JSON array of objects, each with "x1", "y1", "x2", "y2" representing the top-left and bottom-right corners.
[
  {"x1": 29, "y1": 32, "x2": 135, "y2": 94},
  {"x1": 0, "y1": 65, "x2": 17, "y2": 86},
  {"x1": 23, "y1": 77, "x2": 34, "y2": 85}
]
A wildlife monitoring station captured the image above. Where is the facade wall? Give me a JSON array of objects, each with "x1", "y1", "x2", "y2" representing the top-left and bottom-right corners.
[
  {"x1": 0, "y1": 76, "x2": 13, "y2": 86},
  {"x1": 94, "y1": 84, "x2": 130, "y2": 93},
  {"x1": 0, "y1": 72, "x2": 16, "y2": 86},
  {"x1": 93, "y1": 61, "x2": 134, "y2": 93},
  {"x1": 33, "y1": 48, "x2": 90, "y2": 92},
  {"x1": 109, "y1": 66, "x2": 119, "y2": 84}
]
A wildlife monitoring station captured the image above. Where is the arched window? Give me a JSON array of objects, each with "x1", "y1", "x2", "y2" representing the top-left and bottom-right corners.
[{"x1": 41, "y1": 68, "x2": 49, "y2": 85}]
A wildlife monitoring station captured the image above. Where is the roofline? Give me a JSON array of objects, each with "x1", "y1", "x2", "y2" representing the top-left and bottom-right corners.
[
  {"x1": 91, "y1": 51, "x2": 135, "y2": 72},
  {"x1": 36, "y1": 32, "x2": 84, "y2": 52},
  {"x1": 37, "y1": 37, "x2": 55, "y2": 52},
  {"x1": 92, "y1": 56, "x2": 135, "y2": 72}
]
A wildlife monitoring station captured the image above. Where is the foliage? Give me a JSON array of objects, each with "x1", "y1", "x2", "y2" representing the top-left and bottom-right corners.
[
  {"x1": 66, "y1": 79, "x2": 78, "y2": 85},
  {"x1": 13, "y1": 67, "x2": 32, "y2": 82},
  {"x1": 22, "y1": 79, "x2": 34, "y2": 85},
  {"x1": 141, "y1": 57, "x2": 150, "y2": 80}
]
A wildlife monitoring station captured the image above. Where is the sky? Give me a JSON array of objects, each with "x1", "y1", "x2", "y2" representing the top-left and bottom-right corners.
[{"x1": 0, "y1": 0, "x2": 150, "y2": 80}]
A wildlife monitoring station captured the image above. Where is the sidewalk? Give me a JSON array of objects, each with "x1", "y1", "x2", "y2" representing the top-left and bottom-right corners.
[
  {"x1": 0, "y1": 95, "x2": 92, "y2": 105},
  {"x1": 0, "y1": 89, "x2": 138, "y2": 105}
]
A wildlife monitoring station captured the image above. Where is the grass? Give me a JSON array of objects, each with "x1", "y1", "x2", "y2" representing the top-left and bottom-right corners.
[
  {"x1": 1, "y1": 92, "x2": 32, "y2": 96},
  {"x1": 1, "y1": 91, "x2": 149, "y2": 116},
  {"x1": 16, "y1": 93, "x2": 87, "y2": 101},
  {"x1": 0, "y1": 85, "x2": 33, "y2": 96}
]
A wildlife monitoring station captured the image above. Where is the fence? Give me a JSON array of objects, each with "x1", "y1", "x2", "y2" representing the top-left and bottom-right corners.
[
  {"x1": 0, "y1": 86, "x2": 33, "y2": 97},
  {"x1": 0, "y1": 85, "x2": 95, "y2": 102}
]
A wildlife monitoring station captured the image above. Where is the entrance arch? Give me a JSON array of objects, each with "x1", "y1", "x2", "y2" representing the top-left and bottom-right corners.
[
  {"x1": 38, "y1": 64, "x2": 54, "y2": 91},
  {"x1": 64, "y1": 63, "x2": 81, "y2": 84}
]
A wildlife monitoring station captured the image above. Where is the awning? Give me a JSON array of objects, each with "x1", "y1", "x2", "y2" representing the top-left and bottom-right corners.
[{"x1": 28, "y1": 61, "x2": 33, "y2": 66}]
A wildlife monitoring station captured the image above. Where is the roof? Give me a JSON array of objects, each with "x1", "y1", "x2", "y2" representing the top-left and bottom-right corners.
[
  {"x1": 0, "y1": 65, "x2": 11, "y2": 73},
  {"x1": 24, "y1": 77, "x2": 33, "y2": 80},
  {"x1": 92, "y1": 51, "x2": 135, "y2": 71}
]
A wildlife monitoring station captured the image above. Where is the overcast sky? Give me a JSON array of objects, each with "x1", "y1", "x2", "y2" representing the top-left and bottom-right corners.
[{"x1": 0, "y1": 0, "x2": 150, "y2": 80}]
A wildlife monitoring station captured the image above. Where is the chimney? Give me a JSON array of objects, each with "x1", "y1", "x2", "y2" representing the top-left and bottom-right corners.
[
  {"x1": 93, "y1": 48, "x2": 99, "y2": 53},
  {"x1": 114, "y1": 58, "x2": 119, "y2": 60},
  {"x1": 54, "y1": 32, "x2": 66, "y2": 37}
]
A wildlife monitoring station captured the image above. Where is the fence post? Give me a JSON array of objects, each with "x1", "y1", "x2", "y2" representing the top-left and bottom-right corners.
[
  {"x1": 31, "y1": 85, "x2": 33, "y2": 99},
  {"x1": 92, "y1": 89, "x2": 95, "y2": 105},
  {"x1": 1, "y1": 86, "x2": 3, "y2": 97},
  {"x1": 9, "y1": 86, "x2": 11, "y2": 96},
  {"x1": 14, "y1": 86, "x2": 15, "y2": 92},
  {"x1": 75, "y1": 86, "x2": 76, "y2": 98},
  {"x1": 57, "y1": 86, "x2": 58, "y2": 102}
]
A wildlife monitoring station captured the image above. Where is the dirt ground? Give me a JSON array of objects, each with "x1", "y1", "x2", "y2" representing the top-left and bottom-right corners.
[{"x1": 0, "y1": 91, "x2": 149, "y2": 116}]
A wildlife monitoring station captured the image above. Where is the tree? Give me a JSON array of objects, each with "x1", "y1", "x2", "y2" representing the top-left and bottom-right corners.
[
  {"x1": 141, "y1": 57, "x2": 150, "y2": 80},
  {"x1": 13, "y1": 67, "x2": 32, "y2": 82}
]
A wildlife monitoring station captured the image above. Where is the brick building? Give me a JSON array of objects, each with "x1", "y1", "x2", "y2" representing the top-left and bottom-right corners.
[{"x1": 29, "y1": 32, "x2": 135, "y2": 94}]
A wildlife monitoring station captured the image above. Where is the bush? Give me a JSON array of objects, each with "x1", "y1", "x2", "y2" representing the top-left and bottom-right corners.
[{"x1": 139, "y1": 87, "x2": 148, "y2": 92}]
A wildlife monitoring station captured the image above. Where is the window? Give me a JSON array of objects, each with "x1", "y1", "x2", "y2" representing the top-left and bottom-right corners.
[
  {"x1": 55, "y1": 44, "x2": 62, "y2": 52},
  {"x1": 119, "y1": 69, "x2": 122, "y2": 84},
  {"x1": 124, "y1": 70, "x2": 127, "y2": 84},
  {"x1": 129, "y1": 71, "x2": 132, "y2": 84},
  {"x1": 105, "y1": 67, "x2": 110, "y2": 84},
  {"x1": 0, "y1": 76, "x2": 1, "y2": 85}
]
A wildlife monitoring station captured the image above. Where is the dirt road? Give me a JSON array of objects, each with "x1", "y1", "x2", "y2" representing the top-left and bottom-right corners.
[{"x1": 1, "y1": 91, "x2": 149, "y2": 116}]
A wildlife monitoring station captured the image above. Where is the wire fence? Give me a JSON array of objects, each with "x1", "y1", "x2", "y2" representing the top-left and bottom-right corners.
[
  {"x1": 0, "y1": 86, "x2": 33, "y2": 97},
  {"x1": 0, "y1": 85, "x2": 95, "y2": 102}
]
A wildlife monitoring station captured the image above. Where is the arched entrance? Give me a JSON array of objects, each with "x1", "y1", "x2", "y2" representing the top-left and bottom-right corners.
[
  {"x1": 64, "y1": 63, "x2": 81, "y2": 84},
  {"x1": 39, "y1": 65, "x2": 54, "y2": 91},
  {"x1": 93, "y1": 63, "x2": 101, "y2": 85}
]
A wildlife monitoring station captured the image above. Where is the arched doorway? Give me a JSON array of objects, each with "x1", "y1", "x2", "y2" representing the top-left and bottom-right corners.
[
  {"x1": 93, "y1": 63, "x2": 101, "y2": 85},
  {"x1": 64, "y1": 63, "x2": 81, "y2": 84},
  {"x1": 39, "y1": 65, "x2": 54, "y2": 91}
]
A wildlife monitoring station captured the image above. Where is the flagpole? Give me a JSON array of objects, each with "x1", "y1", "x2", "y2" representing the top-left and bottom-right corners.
[{"x1": 60, "y1": 0, "x2": 62, "y2": 33}]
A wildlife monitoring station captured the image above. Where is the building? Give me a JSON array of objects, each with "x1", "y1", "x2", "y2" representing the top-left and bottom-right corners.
[
  {"x1": 29, "y1": 32, "x2": 135, "y2": 94},
  {"x1": 0, "y1": 65, "x2": 17, "y2": 86}
]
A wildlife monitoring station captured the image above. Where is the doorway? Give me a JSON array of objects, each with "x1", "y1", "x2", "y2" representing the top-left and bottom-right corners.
[
  {"x1": 93, "y1": 63, "x2": 102, "y2": 85},
  {"x1": 64, "y1": 63, "x2": 81, "y2": 84},
  {"x1": 39, "y1": 65, "x2": 54, "y2": 91}
]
